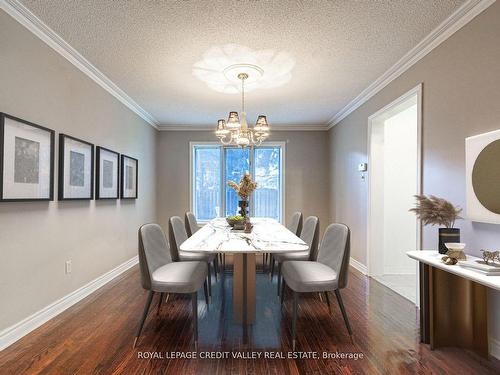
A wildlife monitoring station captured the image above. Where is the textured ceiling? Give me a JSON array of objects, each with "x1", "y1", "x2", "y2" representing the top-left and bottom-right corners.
[{"x1": 20, "y1": 0, "x2": 464, "y2": 128}]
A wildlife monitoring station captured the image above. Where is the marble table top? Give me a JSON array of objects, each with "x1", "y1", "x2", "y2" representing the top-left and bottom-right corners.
[{"x1": 180, "y1": 217, "x2": 308, "y2": 254}]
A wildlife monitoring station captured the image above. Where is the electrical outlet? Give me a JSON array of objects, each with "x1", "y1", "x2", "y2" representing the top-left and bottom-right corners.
[{"x1": 65, "y1": 260, "x2": 72, "y2": 274}]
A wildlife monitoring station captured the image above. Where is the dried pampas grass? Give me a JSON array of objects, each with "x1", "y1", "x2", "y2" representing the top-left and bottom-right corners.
[{"x1": 409, "y1": 195, "x2": 462, "y2": 228}]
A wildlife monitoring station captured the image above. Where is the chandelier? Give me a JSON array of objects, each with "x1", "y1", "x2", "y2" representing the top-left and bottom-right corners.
[{"x1": 215, "y1": 72, "x2": 270, "y2": 147}]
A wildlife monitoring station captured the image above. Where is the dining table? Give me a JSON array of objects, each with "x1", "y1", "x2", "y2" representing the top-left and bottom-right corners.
[{"x1": 180, "y1": 217, "x2": 308, "y2": 329}]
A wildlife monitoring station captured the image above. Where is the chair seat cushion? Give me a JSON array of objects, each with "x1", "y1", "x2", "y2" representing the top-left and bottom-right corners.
[
  {"x1": 281, "y1": 261, "x2": 338, "y2": 293},
  {"x1": 274, "y1": 251, "x2": 310, "y2": 262},
  {"x1": 151, "y1": 261, "x2": 207, "y2": 293},
  {"x1": 179, "y1": 251, "x2": 215, "y2": 262}
]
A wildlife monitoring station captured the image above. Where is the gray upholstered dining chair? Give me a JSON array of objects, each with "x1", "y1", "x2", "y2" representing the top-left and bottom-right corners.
[
  {"x1": 287, "y1": 211, "x2": 303, "y2": 236},
  {"x1": 185, "y1": 211, "x2": 220, "y2": 276},
  {"x1": 134, "y1": 223, "x2": 208, "y2": 348},
  {"x1": 272, "y1": 216, "x2": 320, "y2": 295},
  {"x1": 169, "y1": 216, "x2": 217, "y2": 297},
  {"x1": 265, "y1": 212, "x2": 304, "y2": 272},
  {"x1": 281, "y1": 223, "x2": 352, "y2": 350},
  {"x1": 184, "y1": 211, "x2": 199, "y2": 237}
]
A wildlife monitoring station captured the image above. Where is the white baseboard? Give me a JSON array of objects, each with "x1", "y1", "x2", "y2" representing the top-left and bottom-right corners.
[
  {"x1": 0, "y1": 256, "x2": 138, "y2": 351},
  {"x1": 349, "y1": 257, "x2": 368, "y2": 275},
  {"x1": 490, "y1": 337, "x2": 500, "y2": 360}
]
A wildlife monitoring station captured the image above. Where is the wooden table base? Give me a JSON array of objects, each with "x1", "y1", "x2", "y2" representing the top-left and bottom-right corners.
[
  {"x1": 233, "y1": 253, "x2": 256, "y2": 324},
  {"x1": 421, "y1": 264, "x2": 489, "y2": 357}
]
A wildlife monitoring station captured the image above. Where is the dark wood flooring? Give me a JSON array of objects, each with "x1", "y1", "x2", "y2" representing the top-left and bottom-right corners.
[{"x1": 1, "y1": 260, "x2": 499, "y2": 375}]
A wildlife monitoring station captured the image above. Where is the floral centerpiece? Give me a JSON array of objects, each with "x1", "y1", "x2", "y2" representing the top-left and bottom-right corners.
[
  {"x1": 409, "y1": 194, "x2": 462, "y2": 254},
  {"x1": 227, "y1": 172, "x2": 257, "y2": 219}
]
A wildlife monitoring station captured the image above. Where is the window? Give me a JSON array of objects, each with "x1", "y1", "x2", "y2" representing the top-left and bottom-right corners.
[{"x1": 191, "y1": 143, "x2": 284, "y2": 222}]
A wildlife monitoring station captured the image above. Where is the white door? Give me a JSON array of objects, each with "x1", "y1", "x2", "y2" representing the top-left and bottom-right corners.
[{"x1": 367, "y1": 85, "x2": 422, "y2": 305}]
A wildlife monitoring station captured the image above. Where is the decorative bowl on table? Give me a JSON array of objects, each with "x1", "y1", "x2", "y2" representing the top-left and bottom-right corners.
[
  {"x1": 444, "y1": 243, "x2": 467, "y2": 261},
  {"x1": 226, "y1": 215, "x2": 245, "y2": 227}
]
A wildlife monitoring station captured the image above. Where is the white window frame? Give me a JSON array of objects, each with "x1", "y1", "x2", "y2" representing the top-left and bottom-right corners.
[{"x1": 189, "y1": 141, "x2": 286, "y2": 223}]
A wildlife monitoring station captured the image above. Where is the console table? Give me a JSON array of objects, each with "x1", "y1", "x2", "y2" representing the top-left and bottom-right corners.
[{"x1": 407, "y1": 250, "x2": 500, "y2": 358}]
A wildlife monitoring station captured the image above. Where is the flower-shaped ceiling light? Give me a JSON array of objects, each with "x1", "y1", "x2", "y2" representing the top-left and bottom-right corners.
[{"x1": 192, "y1": 44, "x2": 295, "y2": 94}]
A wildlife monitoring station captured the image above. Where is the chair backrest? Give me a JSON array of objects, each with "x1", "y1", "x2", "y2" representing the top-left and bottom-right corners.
[
  {"x1": 185, "y1": 211, "x2": 198, "y2": 237},
  {"x1": 138, "y1": 223, "x2": 172, "y2": 290},
  {"x1": 287, "y1": 211, "x2": 303, "y2": 236},
  {"x1": 300, "y1": 216, "x2": 320, "y2": 260},
  {"x1": 317, "y1": 223, "x2": 351, "y2": 289},
  {"x1": 169, "y1": 216, "x2": 188, "y2": 262}
]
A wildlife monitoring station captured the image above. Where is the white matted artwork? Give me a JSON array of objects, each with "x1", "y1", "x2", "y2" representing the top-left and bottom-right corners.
[
  {"x1": 121, "y1": 154, "x2": 138, "y2": 199},
  {"x1": 465, "y1": 129, "x2": 500, "y2": 224},
  {"x1": 0, "y1": 113, "x2": 54, "y2": 201},
  {"x1": 96, "y1": 146, "x2": 119, "y2": 199},
  {"x1": 58, "y1": 134, "x2": 94, "y2": 200}
]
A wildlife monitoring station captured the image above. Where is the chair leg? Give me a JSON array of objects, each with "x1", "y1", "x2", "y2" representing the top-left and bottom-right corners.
[
  {"x1": 213, "y1": 258, "x2": 219, "y2": 281},
  {"x1": 335, "y1": 289, "x2": 353, "y2": 339},
  {"x1": 203, "y1": 280, "x2": 209, "y2": 306},
  {"x1": 192, "y1": 292, "x2": 198, "y2": 349},
  {"x1": 270, "y1": 257, "x2": 275, "y2": 281},
  {"x1": 292, "y1": 291, "x2": 299, "y2": 351},
  {"x1": 324, "y1": 291, "x2": 331, "y2": 314},
  {"x1": 277, "y1": 262, "x2": 282, "y2": 296},
  {"x1": 280, "y1": 279, "x2": 286, "y2": 306},
  {"x1": 157, "y1": 292, "x2": 164, "y2": 315},
  {"x1": 133, "y1": 291, "x2": 154, "y2": 348},
  {"x1": 319, "y1": 292, "x2": 324, "y2": 302},
  {"x1": 207, "y1": 263, "x2": 212, "y2": 297}
]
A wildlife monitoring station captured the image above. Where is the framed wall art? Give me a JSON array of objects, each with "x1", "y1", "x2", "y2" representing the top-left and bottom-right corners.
[
  {"x1": 96, "y1": 146, "x2": 119, "y2": 199},
  {"x1": 59, "y1": 134, "x2": 94, "y2": 200},
  {"x1": 121, "y1": 154, "x2": 138, "y2": 199},
  {"x1": 0, "y1": 113, "x2": 55, "y2": 202},
  {"x1": 466, "y1": 128, "x2": 500, "y2": 224}
]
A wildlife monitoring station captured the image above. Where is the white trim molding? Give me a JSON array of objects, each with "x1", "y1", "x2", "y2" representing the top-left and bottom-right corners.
[
  {"x1": 327, "y1": 0, "x2": 496, "y2": 129},
  {"x1": 0, "y1": 0, "x2": 158, "y2": 129},
  {"x1": 490, "y1": 337, "x2": 500, "y2": 360},
  {"x1": 158, "y1": 123, "x2": 329, "y2": 131},
  {"x1": 0, "y1": 256, "x2": 138, "y2": 351},
  {"x1": 1, "y1": 0, "x2": 495, "y2": 132},
  {"x1": 349, "y1": 257, "x2": 368, "y2": 275}
]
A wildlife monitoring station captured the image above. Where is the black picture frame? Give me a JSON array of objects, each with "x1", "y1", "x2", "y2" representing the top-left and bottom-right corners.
[
  {"x1": 0, "y1": 112, "x2": 55, "y2": 202},
  {"x1": 95, "y1": 146, "x2": 119, "y2": 200},
  {"x1": 58, "y1": 134, "x2": 94, "y2": 201},
  {"x1": 120, "y1": 154, "x2": 138, "y2": 199}
]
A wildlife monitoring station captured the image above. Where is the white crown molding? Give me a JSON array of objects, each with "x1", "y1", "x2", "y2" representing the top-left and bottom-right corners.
[
  {"x1": 0, "y1": 256, "x2": 138, "y2": 351},
  {"x1": 157, "y1": 123, "x2": 329, "y2": 131},
  {"x1": 3, "y1": 0, "x2": 494, "y2": 132},
  {"x1": 326, "y1": 0, "x2": 496, "y2": 129},
  {"x1": 349, "y1": 257, "x2": 368, "y2": 275},
  {"x1": 0, "y1": 0, "x2": 159, "y2": 129}
]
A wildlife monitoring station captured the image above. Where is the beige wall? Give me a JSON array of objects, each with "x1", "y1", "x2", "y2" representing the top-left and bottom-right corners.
[
  {"x1": 156, "y1": 131, "x2": 330, "y2": 233},
  {"x1": 0, "y1": 10, "x2": 157, "y2": 330},
  {"x1": 328, "y1": 1, "x2": 500, "y2": 353}
]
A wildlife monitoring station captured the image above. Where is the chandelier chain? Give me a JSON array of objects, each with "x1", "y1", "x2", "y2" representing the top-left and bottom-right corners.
[{"x1": 241, "y1": 75, "x2": 245, "y2": 113}]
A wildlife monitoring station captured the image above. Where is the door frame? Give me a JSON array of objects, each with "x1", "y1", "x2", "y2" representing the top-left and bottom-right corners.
[{"x1": 366, "y1": 83, "x2": 423, "y2": 306}]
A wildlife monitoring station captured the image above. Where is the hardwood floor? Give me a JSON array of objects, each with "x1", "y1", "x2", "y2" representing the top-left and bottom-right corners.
[{"x1": 1, "y1": 261, "x2": 499, "y2": 375}]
